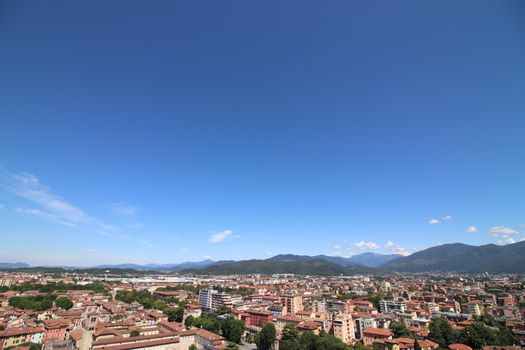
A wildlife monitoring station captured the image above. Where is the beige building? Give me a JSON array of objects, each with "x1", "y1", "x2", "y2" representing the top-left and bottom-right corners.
[
  {"x1": 332, "y1": 314, "x2": 355, "y2": 344},
  {"x1": 280, "y1": 295, "x2": 303, "y2": 315}
]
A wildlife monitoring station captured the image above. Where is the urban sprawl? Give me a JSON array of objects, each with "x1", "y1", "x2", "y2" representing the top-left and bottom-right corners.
[{"x1": 0, "y1": 271, "x2": 524, "y2": 350}]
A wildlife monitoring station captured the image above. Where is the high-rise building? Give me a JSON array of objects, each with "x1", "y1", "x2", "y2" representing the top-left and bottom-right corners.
[
  {"x1": 332, "y1": 313, "x2": 355, "y2": 344},
  {"x1": 280, "y1": 295, "x2": 303, "y2": 315},
  {"x1": 198, "y1": 288, "x2": 218, "y2": 311},
  {"x1": 379, "y1": 299, "x2": 406, "y2": 313}
]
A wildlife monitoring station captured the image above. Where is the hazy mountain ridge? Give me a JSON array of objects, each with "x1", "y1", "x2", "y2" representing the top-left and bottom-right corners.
[
  {"x1": 0, "y1": 262, "x2": 30, "y2": 269},
  {"x1": 182, "y1": 257, "x2": 384, "y2": 276},
  {"x1": 4, "y1": 242, "x2": 525, "y2": 274},
  {"x1": 381, "y1": 241, "x2": 525, "y2": 273}
]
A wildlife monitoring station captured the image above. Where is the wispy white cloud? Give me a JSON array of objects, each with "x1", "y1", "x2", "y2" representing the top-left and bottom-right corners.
[
  {"x1": 442, "y1": 215, "x2": 452, "y2": 221},
  {"x1": 16, "y1": 207, "x2": 77, "y2": 227},
  {"x1": 3, "y1": 169, "x2": 150, "y2": 248},
  {"x1": 202, "y1": 255, "x2": 213, "y2": 260},
  {"x1": 353, "y1": 240, "x2": 380, "y2": 250},
  {"x1": 208, "y1": 229, "x2": 237, "y2": 243},
  {"x1": 8, "y1": 172, "x2": 116, "y2": 234},
  {"x1": 428, "y1": 219, "x2": 439, "y2": 225},
  {"x1": 466, "y1": 226, "x2": 478, "y2": 233},
  {"x1": 386, "y1": 241, "x2": 410, "y2": 256},
  {"x1": 490, "y1": 226, "x2": 519, "y2": 245},
  {"x1": 108, "y1": 203, "x2": 140, "y2": 217},
  {"x1": 411, "y1": 246, "x2": 425, "y2": 253}
]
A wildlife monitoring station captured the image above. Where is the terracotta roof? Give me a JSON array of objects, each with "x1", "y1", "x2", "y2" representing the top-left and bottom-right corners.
[
  {"x1": 70, "y1": 329, "x2": 84, "y2": 342},
  {"x1": 277, "y1": 315, "x2": 303, "y2": 323},
  {"x1": 363, "y1": 327, "x2": 393, "y2": 337},
  {"x1": 93, "y1": 336, "x2": 179, "y2": 350},
  {"x1": 419, "y1": 340, "x2": 439, "y2": 348},
  {"x1": 449, "y1": 344, "x2": 473, "y2": 350},
  {"x1": 0, "y1": 327, "x2": 45, "y2": 337}
]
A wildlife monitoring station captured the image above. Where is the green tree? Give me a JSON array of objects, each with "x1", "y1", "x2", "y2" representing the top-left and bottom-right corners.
[
  {"x1": 130, "y1": 330, "x2": 140, "y2": 337},
  {"x1": 8, "y1": 294, "x2": 56, "y2": 311},
  {"x1": 429, "y1": 318, "x2": 457, "y2": 348},
  {"x1": 279, "y1": 325, "x2": 300, "y2": 350},
  {"x1": 55, "y1": 296, "x2": 74, "y2": 310},
  {"x1": 164, "y1": 307, "x2": 184, "y2": 322},
  {"x1": 184, "y1": 315, "x2": 195, "y2": 328},
  {"x1": 352, "y1": 342, "x2": 371, "y2": 350},
  {"x1": 255, "y1": 323, "x2": 276, "y2": 350},
  {"x1": 189, "y1": 345, "x2": 197, "y2": 350},
  {"x1": 315, "y1": 333, "x2": 348, "y2": 350},
  {"x1": 193, "y1": 315, "x2": 221, "y2": 334},
  {"x1": 389, "y1": 321, "x2": 411, "y2": 338},
  {"x1": 221, "y1": 318, "x2": 245, "y2": 344}
]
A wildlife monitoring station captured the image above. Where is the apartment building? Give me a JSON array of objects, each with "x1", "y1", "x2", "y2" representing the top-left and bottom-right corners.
[
  {"x1": 332, "y1": 313, "x2": 355, "y2": 344},
  {"x1": 379, "y1": 300, "x2": 406, "y2": 314},
  {"x1": 280, "y1": 295, "x2": 303, "y2": 315},
  {"x1": 198, "y1": 288, "x2": 218, "y2": 311}
]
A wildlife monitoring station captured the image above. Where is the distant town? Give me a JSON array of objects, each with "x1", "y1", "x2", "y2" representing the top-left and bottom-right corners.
[{"x1": 0, "y1": 266, "x2": 523, "y2": 350}]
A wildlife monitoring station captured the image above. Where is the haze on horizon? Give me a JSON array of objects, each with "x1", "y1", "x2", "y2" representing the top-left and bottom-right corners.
[{"x1": 1, "y1": 1, "x2": 524, "y2": 266}]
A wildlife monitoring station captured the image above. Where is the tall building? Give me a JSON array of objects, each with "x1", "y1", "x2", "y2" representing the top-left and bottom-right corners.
[
  {"x1": 198, "y1": 288, "x2": 218, "y2": 311},
  {"x1": 280, "y1": 295, "x2": 303, "y2": 315},
  {"x1": 312, "y1": 299, "x2": 326, "y2": 313},
  {"x1": 211, "y1": 293, "x2": 233, "y2": 310},
  {"x1": 379, "y1": 299, "x2": 406, "y2": 313},
  {"x1": 379, "y1": 281, "x2": 392, "y2": 293},
  {"x1": 332, "y1": 313, "x2": 355, "y2": 344},
  {"x1": 467, "y1": 301, "x2": 482, "y2": 316}
]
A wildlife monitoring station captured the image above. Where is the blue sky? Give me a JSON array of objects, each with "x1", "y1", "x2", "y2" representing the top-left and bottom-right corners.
[{"x1": 1, "y1": 1, "x2": 524, "y2": 266}]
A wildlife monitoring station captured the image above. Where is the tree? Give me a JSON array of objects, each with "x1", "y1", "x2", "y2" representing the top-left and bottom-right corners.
[
  {"x1": 55, "y1": 296, "x2": 73, "y2": 310},
  {"x1": 389, "y1": 321, "x2": 411, "y2": 338},
  {"x1": 255, "y1": 323, "x2": 276, "y2": 350},
  {"x1": 164, "y1": 307, "x2": 184, "y2": 322},
  {"x1": 429, "y1": 318, "x2": 459, "y2": 348},
  {"x1": 221, "y1": 318, "x2": 245, "y2": 344},
  {"x1": 315, "y1": 334, "x2": 348, "y2": 350},
  {"x1": 414, "y1": 339, "x2": 422, "y2": 350},
  {"x1": 130, "y1": 330, "x2": 140, "y2": 337},
  {"x1": 9, "y1": 294, "x2": 56, "y2": 311},
  {"x1": 189, "y1": 345, "x2": 197, "y2": 350},
  {"x1": 184, "y1": 315, "x2": 195, "y2": 328},
  {"x1": 352, "y1": 342, "x2": 371, "y2": 350},
  {"x1": 193, "y1": 315, "x2": 222, "y2": 334},
  {"x1": 279, "y1": 325, "x2": 300, "y2": 350}
]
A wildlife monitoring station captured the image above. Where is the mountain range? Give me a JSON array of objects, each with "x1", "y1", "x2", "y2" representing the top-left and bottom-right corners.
[
  {"x1": 182, "y1": 257, "x2": 382, "y2": 276},
  {"x1": 381, "y1": 241, "x2": 525, "y2": 273},
  {"x1": 0, "y1": 262, "x2": 30, "y2": 269},
  {"x1": 3, "y1": 241, "x2": 525, "y2": 274}
]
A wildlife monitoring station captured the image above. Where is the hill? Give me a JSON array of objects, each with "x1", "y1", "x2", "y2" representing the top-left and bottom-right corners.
[
  {"x1": 0, "y1": 262, "x2": 30, "y2": 269},
  {"x1": 182, "y1": 257, "x2": 383, "y2": 275},
  {"x1": 267, "y1": 253, "x2": 401, "y2": 268},
  {"x1": 346, "y1": 252, "x2": 402, "y2": 267},
  {"x1": 95, "y1": 260, "x2": 218, "y2": 272},
  {"x1": 381, "y1": 241, "x2": 525, "y2": 273}
]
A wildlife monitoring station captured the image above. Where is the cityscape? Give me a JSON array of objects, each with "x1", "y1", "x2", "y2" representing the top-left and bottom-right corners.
[{"x1": 1, "y1": 1, "x2": 525, "y2": 350}]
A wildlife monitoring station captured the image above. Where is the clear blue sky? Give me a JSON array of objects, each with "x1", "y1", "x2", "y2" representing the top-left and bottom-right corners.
[{"x1": 1, "y1": 1, "x2": 524, "y2": 266}]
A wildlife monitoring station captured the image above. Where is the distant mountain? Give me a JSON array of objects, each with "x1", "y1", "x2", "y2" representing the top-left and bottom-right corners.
[
  {"x1": 183, "y1": 256, "x2": 384, "y2": 275},
  {"x1": 0, "y1": 262, "x2": 30, "y2": 269},
  {"x1": 267, "y1": 253, "x2": 401, "y2": 268},
  {"x1": 381, "y1": 241, "x2": 525, "y2": 273},
  {"x1": 346, "y1": 252, "x2": 403, "y2": 267},
  {"x1": 95, "y1": 260, "x2": 218, "y2": 272}
]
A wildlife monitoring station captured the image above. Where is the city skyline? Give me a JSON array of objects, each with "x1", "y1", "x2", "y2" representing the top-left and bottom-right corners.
[{"x1": 1, "y1": 0, "x2": 525, "y2": 265}]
